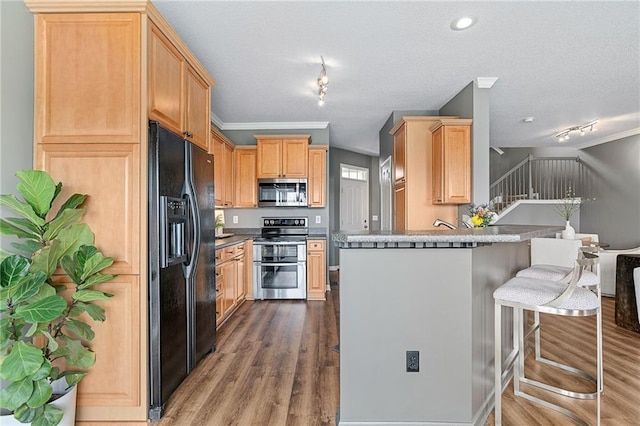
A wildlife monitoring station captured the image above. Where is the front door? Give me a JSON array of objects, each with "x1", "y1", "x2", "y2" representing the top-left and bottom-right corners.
[{"x1": 340, "y1": 164, "x2": 369, "y2": 231}]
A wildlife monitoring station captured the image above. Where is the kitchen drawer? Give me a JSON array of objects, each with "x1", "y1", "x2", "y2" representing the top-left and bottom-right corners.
[
  {"x1": 215, "y1": 245, "x2": 236, "y2": 263},
  {"x1": 307, "y1": 239, "x2": 325, "y2": 251}
]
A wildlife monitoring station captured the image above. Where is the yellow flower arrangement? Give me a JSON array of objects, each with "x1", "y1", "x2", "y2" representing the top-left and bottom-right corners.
[{"x1": 468, "y1": 203, "x2": 496, "y2": 228}]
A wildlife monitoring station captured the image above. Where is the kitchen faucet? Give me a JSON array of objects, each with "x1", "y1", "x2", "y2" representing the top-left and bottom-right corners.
[{"x1": 433, "y1": 219, "x2": 473, "y2": 230}]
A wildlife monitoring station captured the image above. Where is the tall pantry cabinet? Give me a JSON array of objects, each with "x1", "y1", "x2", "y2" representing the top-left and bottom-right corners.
[{"x1": 24, "y1": 1, "x2": 215, "y2": 423}]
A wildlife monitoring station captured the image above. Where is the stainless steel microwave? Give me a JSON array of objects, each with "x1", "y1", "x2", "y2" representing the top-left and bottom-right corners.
[{"x1": 257, "y1": 178, "x2": 307, "y2": 207}]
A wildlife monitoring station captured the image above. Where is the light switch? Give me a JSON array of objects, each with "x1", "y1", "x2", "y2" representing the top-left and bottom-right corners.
[
  {"x1": 233, "y1": 215, "x2": 238, "y2": 224},
  {"x1": 315, "y1": 216, "x2": 321, "y2": 224}
]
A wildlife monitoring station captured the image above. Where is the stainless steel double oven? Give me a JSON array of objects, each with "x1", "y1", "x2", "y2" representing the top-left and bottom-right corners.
[{"x1": 253, "y1": 217, "x2": 308, "y2": 300}]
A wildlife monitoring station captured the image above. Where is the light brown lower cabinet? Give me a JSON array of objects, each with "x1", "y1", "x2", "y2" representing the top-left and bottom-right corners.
[
  {"x1": 306, "y1": 239, "x2": 327, "y2": 301},
  {"x1": 215, "y1": 240, "x2": 252, "y2": 328}
]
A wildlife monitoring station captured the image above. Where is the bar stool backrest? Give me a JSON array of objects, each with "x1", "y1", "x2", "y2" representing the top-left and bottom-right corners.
[{"x1": 530, "y1": 238, "x2": 583, "y2": 268}]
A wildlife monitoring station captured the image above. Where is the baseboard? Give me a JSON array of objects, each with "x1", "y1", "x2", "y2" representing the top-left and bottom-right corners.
[{"x1": 329, "y1": 265, "x2": 340, "y2": 271}]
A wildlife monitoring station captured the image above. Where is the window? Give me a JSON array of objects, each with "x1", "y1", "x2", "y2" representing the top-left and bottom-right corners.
[{"x1": 341, "y1": 164, "x2": 368, "y2": 181}]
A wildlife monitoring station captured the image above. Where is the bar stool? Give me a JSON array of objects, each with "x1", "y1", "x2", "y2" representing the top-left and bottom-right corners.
[
  {"x1": 515, "y1": 238, "x2": 602, "y2": 389},
  {"x1": 494, "y1": 253, "x2": 602, "y2": 426}
]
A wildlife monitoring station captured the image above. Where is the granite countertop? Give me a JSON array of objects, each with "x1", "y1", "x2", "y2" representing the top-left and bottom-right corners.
[
  {"x1": 214, "y1": 234, "x2": 254, "y2": 249},
  {"x1": 332, "y1": 225, "x2": 564, "y2": 248}
]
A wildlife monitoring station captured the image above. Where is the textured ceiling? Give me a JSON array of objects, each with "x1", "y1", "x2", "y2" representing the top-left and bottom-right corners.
[{"x1": 154, "y1": 0, "x2": 640, "y2": 156}]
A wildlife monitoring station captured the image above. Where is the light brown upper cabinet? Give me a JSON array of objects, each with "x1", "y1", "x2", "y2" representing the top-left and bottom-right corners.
[
  {"x1": 234, "y1": 146, "x2": 258, "y2": 208},
  {"x1": 149, "y1": 23, "x2": 210, "y2": 151},
  {"x1": 390, "y1": 117, "x2": 458, "y2": 231},
  {"x1": 430, "y1": 119, "x2": 472, "y2": 205},
  {"x1": 211, "y1": 127, "x2": 234, "y2": 207},
  {"x1": 308, "y1": 146, "x2": 328, "y2": 208},
  {"x1": 255, "y1": 135, "x2": 310, "y2": 178}
]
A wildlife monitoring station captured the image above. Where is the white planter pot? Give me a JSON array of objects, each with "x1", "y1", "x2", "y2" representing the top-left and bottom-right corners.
[
  {"x1": 634, "y1": 267, "x2": 640, "y2": 326},
  {"x1": 0, "y1": 380, "x2": 77, "y2": 426},
  {"x1": 561, "y1": 221, "x2": 576, "y2": 239}
]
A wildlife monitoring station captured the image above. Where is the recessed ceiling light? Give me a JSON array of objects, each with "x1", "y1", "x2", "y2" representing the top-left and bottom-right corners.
[
  {"x1": 523, "y1": 117, "x2": 535, "y2": 123},
  {"x1": 451, "y1": 16, "x2": 477, "y2": 31}
]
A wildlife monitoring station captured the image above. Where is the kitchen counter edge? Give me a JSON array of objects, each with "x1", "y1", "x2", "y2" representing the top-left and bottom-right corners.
[{"x1": 332, "y1": 225, "x2": 564, "y2": 248}]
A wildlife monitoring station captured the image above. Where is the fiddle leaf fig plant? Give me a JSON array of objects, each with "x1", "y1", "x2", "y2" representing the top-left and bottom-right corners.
[{"x1": 0, "y1": 170, "x2": 116, "y2": 426}]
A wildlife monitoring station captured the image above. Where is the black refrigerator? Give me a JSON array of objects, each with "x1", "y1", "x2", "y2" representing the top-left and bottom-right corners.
[{"x1": 148, "y1": 121, "x2": 216, "y2": 420}]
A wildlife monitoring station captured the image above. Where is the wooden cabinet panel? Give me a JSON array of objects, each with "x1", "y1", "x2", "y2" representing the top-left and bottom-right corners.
[
  {"x1": 394, "y1": 184, "x2": 406, "y2": 232},
  {"x1": 234, "y1": 147, "x2": 257, "y2": 208},
  {"x1": 67, "y1": 275, "x2": 141, "y2": 412},
  {"x1": 256, "y1": 136, "x2": 310, "y2": 178},
  {"x1": 431, "y1": 121, "x2": 471, "y2": 205},
  {"x1": 393, "y1": 123, "x2": 406, "y2": 185},
  {"x1": 244, "y1": 240, "x2": 254, "y2": 300},
  {"x1": 36, "y1": 13, "x2": 141, "y2": 144},
  {"x1": 211, "y1": 129, "x2": 235, "y2": 207},
  {"x1": 282, "y1": 139, "x2": 309, "y2": 178},
  {"x1": 306, "y1": 239, "x2": 326, "y2": 301},
  {"x1": 185, "y1": 67, "x2": 210, "y2": 151},
  {"x1": 221, "y1": 259, "x2": 236, "y2": 315},
  {"x1": 148, "y1": 23, "x2": 184, "y2": 137},
  {"x1": 37, "y1": 144, "x2": 140, "y2": 275},
  {"x1": 256, "y1": 139, "x2": 282, "y2": 178},
  {"x1": 149, "y1": 22, "x2": 210, "y2": 150},
  {"x1": 308, "y1": 146, "x2": 327, "y2": 208},
  {"x1": 236, "y1": 253, "x2": 246, "y2": 302}
]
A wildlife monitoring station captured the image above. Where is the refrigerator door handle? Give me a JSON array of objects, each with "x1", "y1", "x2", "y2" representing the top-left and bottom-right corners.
[{"x1": 183, "y1": 159, "x2": 201, "y2": 279}]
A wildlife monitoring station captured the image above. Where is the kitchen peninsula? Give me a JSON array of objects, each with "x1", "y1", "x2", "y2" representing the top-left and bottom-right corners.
[{"x1": 333, "y1": 225, "x2": 562, "y2": 426}]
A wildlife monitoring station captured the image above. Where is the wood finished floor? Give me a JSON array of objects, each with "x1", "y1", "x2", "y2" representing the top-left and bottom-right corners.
[{"x1": 153, "y1": 276, "x2": 639, "y2": 426}]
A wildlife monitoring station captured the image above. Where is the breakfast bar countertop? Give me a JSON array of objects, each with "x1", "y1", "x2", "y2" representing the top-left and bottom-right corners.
[{"x1": 332, "y1": 224, "x2": 564, "y2": 248}]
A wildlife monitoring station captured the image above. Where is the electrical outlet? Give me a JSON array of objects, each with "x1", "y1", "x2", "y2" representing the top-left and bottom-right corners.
[
  {"x1": 315, "y1": 215, "x2": 321, "y2": 224},
  {"x1": 232, "y1": 215, "x2": 238, "y2": 224},
  {"x1": 406, "y1": 350, "x2": 419, "y2": 372}
]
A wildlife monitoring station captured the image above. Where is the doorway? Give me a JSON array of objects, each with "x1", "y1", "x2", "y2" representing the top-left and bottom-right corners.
[{"x1": 339, "y1": 164, "x2": 369, "y2": 231}]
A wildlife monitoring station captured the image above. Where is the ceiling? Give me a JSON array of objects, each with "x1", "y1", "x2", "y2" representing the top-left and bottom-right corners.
[{"x1": 154, "y1": 1, "x2": 640, "y2": 156}]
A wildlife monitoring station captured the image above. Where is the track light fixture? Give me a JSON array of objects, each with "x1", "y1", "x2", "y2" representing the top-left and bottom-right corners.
[
  {"x1": 555, "y1": 120, "x2": 598, "y2": 142},
  {"x1": 318, "y1": 56, "x2": 329, "y2": 106}
]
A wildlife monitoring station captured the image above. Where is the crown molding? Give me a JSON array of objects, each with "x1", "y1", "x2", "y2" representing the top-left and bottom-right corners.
[
  {"x1": 572, "y1": 127, "x2": 640, "y2": 149},
  {"x1": 210, "y1": 111, "x2": 328, "y2": 131},
  {"x1": 475, "y1": 77, "x2": 498, "y2": 89}
]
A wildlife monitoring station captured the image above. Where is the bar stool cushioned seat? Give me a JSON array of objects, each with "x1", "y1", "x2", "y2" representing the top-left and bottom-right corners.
[
  {"x1": 516, "y1": 265, "x2": 599, "y2": 287},
  {"x1": 495, "y1": 276, "x2": 599, "y2": 310}
]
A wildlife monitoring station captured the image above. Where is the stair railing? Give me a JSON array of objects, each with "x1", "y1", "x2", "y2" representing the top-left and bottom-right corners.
[{"x1": 490, "y1": 155, "x2": 586, "y2": 213}]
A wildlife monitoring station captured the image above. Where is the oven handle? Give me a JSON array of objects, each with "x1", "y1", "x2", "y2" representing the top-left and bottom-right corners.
[
  {"x1": 253, "y1": 241, "x2": 306, "y2": 246},
  {"x1": 254, "y1": 262, "x2": 306, "y2": 267}
]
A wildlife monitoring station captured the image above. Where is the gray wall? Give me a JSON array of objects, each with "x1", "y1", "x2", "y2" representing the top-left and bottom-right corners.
[
  {"x1": 329, "y1": 147, "x2": 379, "y2": 267},
  {"x1": 491, "y1": 136, "x2": 640, "y2": 249},
  {"x1": 1, "y1": 1, "x2": 34, "y2": 252}
]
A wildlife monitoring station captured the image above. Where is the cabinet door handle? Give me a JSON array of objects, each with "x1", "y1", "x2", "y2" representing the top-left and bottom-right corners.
[{"x1": 183, "y1": 131, "x2": 193, "y2": 138}]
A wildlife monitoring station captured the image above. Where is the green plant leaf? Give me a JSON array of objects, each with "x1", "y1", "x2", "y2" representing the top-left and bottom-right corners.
[
  {"x1": 65, "y1": 318, "x2": 95, "y2": 340},
  {"x1": 0, "y1": 194, "x2": 45, "y2": 227},
  {"x1": 33, "y1": 283, "x2": 57, "y2": 301},
  {"x1": 80, "y1": 253, "x2": 115, "y2": 281},
  {"x1": 61, "y1": 337, "x2": 95, "y2": 370},
  {"x1": 54, "y1": 193, "x2": 87, "y2": 219},
  {"x1": 0, "y1": 317, "x2": 12, "y2": 348},
  {"x1": 31, "y1": 359, "x2": 52, "y2": 381},
  {"x1": 55, "y1": 223, "x2": 94, "y2": 260},
  {"x1": 78, "y1": 272, "x2": 117, "y2": 289},
  {"x1": 43, "y1": 208, "x2": 86, "y2": 241},
  {"x1": 59, "y1": 371, "x2": 86, "y2": 387},
  {"x1": 73, "y1": 289, "x2": 113, "y2": 302},
  {"x1": 0, "y1": 377, "x2": 33, "y2": 411},
  {"x1": 14, "y1": 403, "x2": 44, "y2": 424},
  {"x1": 9, "y1": 270, "x2": 47, "y2": 304},
  {"x1": 32, "y1": 403, "x2": 64, "y2": 426},
  {"x1": 41, "y1": 331, "x2": 59, "y2": 353},
  {"x1": 81, "y1": 302, "x2": 106, "y2": 322},
  {"x1": 27, "y1": 378, "x2": 53, "y2": 408},
  {"x1": 30, "y1": 243, "x2": 62, "y2": 277},
  {"x1": 0, "y1": 247, "x2": 13, "y2": 261},
  {"x1": 16, "y1": 170, "x2": 57, "y2": 217},
  {"x1": 0, "y1": 254, "x2": 30, "y2": 288},
  {"x1": 14, "y1": 295, "x2": 67, "y2": 323},
  {"x1": 0, "y1": 341, "x2": 44, "y2": 381},
  {"x1": 12, "y1": 240, "x2": 45, "y2": 256},
  {"x1": 0, "y1": 217, "x2": 41, "y2": 239},
  {"x1": 60, "y1": 254, "x2": 81, "y2": 285}
]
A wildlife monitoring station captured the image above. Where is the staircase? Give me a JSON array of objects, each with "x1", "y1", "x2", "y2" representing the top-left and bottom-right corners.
[{"x1": 490, "y1": 155, "x2": 590, "y2": 214}]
